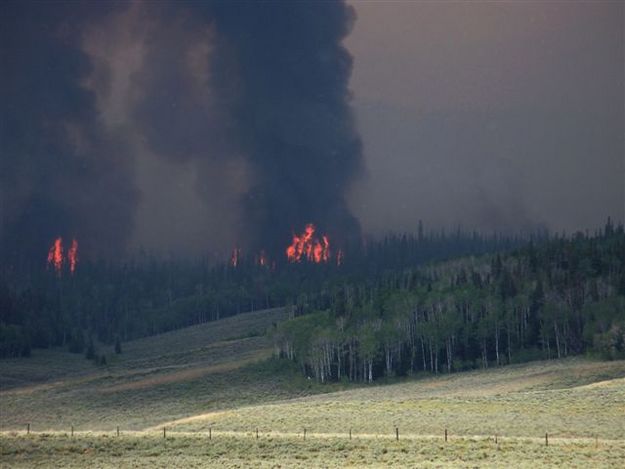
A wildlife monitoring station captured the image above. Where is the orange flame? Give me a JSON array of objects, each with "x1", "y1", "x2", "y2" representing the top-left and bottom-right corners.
[
  {"x1": 46, "y1": 237, "x2": 79, "y2": 275},
  {"x1": 286, "y1": 224, "x2": 331, "y2": 263},
  {"x1": 68, "y1": 239, "x2": 78, "y2": 274},
  {"x1": 47, "y1": 237, "x2": 63, "y2": 274}
]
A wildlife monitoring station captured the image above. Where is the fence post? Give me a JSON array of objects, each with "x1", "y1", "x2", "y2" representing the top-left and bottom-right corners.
[
  {"x1": 209, "y1": 427, "x2": 211, "y2": 440},
  {"x1": 445, "y1": 428, "x2": 448, "y2": 442},
  {"x1": 349, "y1": 428, "x2": 352, "y2": 440},
  {"x1": 396, "y1": 427, "x2": 399, "y2": 441},
  {"x1": 71, "y1": 425, "x2": 74, "y2": 437},
  {"x1": 303, "y1": 428, "x2": 306, "y2": 440},
  {"x1": 163, "y1": 427, "x2": 166, "y2": 439},
  {"x1": 495, "y1": 434, "x2": 498, "y2": 444},
  {"x1": 256, "y1": 428, "x2": 259, "y2": 439},
  {"x1": 117, "y1": 426, "x2": 120, "y2": 437},
  {"x1": 27, "y1": 423, "x2": 30, "y2": 435},
  {"x1": 545, "y1": 433, "x2": 548, "y2": 446}
]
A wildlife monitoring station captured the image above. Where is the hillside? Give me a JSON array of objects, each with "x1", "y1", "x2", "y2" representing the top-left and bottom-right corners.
[
  {"x1": 166, "y1": 358, "x2": 625, "y2": 440},
  {"x1": 2, "y1": 301, "x2": 625, "y2": 439},
  {"x1": 2, "y1": 307, "x2": 625, "y2": 467},
  {"x1": 1, "y1": 352, "x2": 624, "y2": 467},
  {"x1": 0, "y1": 307, "x2": 353, "y2": 431}
]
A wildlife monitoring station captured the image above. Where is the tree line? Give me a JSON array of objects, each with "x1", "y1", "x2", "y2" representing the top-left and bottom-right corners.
[
  {"x1": 272, "y1": 220, "x2": 625, "y2": 382},
  {"x1": 0, "y1": 225, "x2": 530, "y2": 358}
]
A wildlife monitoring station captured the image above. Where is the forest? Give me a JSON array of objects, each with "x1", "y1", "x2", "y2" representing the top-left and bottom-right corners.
[
  {"x1": 0, "y1": 225, "x2": 529, "y2": 358},
  {"x1": 2, "y1": 220, "x2": 622, "y2": 375},
  {"x1": 273, "y1": 219, "x2": 625, "y2": 382}
]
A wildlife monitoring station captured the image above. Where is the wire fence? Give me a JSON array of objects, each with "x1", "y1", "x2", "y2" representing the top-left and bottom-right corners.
[{"x1": 15, "y1": 423, "x2": 607, "y2": 449}]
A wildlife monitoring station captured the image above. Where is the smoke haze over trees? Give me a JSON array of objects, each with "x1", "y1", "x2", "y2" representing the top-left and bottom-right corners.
[{"x1": 0, "y1": 224, "x2": 526, "y2": 356}]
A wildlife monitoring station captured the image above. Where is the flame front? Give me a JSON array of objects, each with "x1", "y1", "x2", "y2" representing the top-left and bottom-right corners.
[
  {"x1": 47, "y1": 237, "x2": 63, "y2": 274},
  {"x1": 286, "y1": 224, "x2": 331, "y2": 263},
  {"x1": 46, "y1": 237, "x2": 78, "y2": 275}
]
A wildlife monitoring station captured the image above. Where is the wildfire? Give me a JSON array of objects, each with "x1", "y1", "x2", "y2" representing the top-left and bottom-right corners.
[
  {"x1": 286, "y1": 223, "x2": 331, "y2": 263},
  {"x1": 47, "y1": 237, "x2": 63, "y2": 273},
  {"x1": 229, "y1": 223, "x2": 342, "y2": 268},
  {"x1": 46, "y1": 237, "x2": 78, "y2": 275}
]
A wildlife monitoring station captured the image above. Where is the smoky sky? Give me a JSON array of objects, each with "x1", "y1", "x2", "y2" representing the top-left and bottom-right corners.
[
  {"x1": 346, "y1": 1, "x2": 624, "y2": 236},
  {"x1": 0, "y1": 1, "x2": 137, "y2": 262},
  {"x1": 1, "y1": 0, "x2": 362, "y2": 262},
  {"x1": 1, "y1": 1, "x2": 623, "y2": 263}
]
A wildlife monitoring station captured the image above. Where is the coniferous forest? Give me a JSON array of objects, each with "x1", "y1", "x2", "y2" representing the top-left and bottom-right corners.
[
  {"x1": 1, "y1": 220, "x2": 624, "y2": 383},
  {"x1": 0, "y1": 225, "x2": 524, "y2": 357}
]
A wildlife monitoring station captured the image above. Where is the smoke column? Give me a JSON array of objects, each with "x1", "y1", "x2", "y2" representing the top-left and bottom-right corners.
[
  {"x1": 207, "y1": 1, "x2": 363, "y2": 255},
  {"x1": 1, "y1": 0, "x2": 363, "y2": 263},
  {"x1": 136, "y1": 0, "x2": 364, "y2": 257},
  {"x1": 0, "y1": 1, "x2": 137, "y2": 264}
]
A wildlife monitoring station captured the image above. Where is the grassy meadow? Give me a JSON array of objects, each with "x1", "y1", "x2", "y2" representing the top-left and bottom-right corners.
[
  {"x1": 1, "y1": 307, "x2": 625, "y2": 467},
  {"x1": 3, "y1": 432, "x2": 624, "y2": 468},
  {"x1": 0, "y1": 308, "x2": 346, "y2": 431}
]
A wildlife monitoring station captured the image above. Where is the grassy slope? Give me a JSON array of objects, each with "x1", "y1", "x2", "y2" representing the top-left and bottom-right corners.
[
  {"x1": 168, "y1": 358, "x2": 625, "y2": 440},
  {"x1": 0, "y1": 308, "x2": 351, "y2": 431},
  {"x1": 1, "y1": 307, "x2": 625, "y2": 467}
]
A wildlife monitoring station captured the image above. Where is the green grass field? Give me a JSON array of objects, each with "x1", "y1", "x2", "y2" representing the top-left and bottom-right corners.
[{"x1": 1, "y1": 307, "x2": 624, "y2": 467}]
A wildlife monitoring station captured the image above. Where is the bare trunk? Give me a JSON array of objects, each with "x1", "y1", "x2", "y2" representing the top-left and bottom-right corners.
[
  {"x1": 507, "y1": 326, "x2": 512, "y2": 364},
  {"x1": 337, "y1": 345, "x2": 342, "y2": 380},
  {"x1": 429, "y1": 341, "x2": 434, "y2": 373},
  {"x1": 482, "y1": 339, "x2": 488, "y2": 369},
  {"x1": 553, "y1": 321, "x2": 561, "y2": 359},
  {"x1": 495, "y1": 325, "x2": 500, "y2": 366}
]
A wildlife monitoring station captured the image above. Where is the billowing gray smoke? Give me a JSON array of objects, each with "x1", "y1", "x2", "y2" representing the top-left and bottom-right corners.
[
  {"x1": 1, "y1": 0, "x2": 363, "y2": 263},
  {"x1": 136, "y1": 0, "x2": 363, "y2": 256},
  {"x1": 0, "y1": 1, "x2": 137, "y2": 264}
]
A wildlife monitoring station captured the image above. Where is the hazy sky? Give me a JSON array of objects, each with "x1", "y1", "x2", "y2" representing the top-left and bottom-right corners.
[{"x1": 346, "y1": 0, "x2": 624, "y2": 236}]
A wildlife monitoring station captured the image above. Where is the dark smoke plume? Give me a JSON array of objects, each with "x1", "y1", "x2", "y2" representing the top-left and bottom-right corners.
[
  {"x1": 208, "y1": 1, "x2": 363, "y2": 255},
  {"x1": 136, "y1": 0, "x2": 363, "y2": 256},
  {"x1": 0, "y1": 1, "x2": 137, "y2": 264},
  {"x1": 2, "y1": 0, "x2": 363, "y2": 263}
]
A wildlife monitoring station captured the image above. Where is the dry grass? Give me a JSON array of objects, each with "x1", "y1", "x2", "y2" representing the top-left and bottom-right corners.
[
  {"x1": 1, "y1": 306, "x2": 624, "y2": 467},
  {"x1": 2, "y1": 432, "x2": 624, "y2": 468},
  {"x1": 168, "y1": 358, "x2": 625, "y2": 440},
  {"x1": 0, "y1": 308, "x2": 344, "y2": 431}
]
